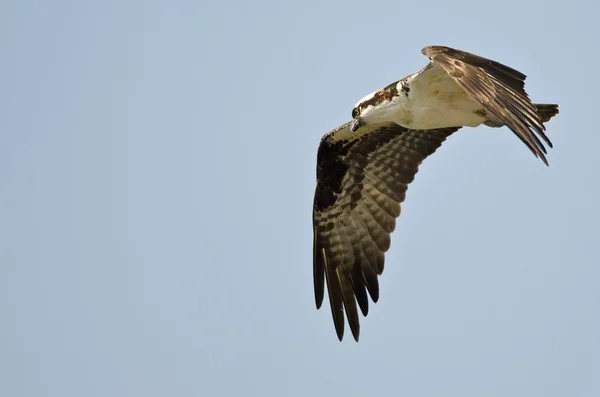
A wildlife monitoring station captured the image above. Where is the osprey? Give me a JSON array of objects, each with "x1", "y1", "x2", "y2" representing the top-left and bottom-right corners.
[{"x1": 313, "y1": 46, "x2": 559, "y2": 342}]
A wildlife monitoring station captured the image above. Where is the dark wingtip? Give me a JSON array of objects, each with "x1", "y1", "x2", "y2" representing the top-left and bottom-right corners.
[
  {"x1": 350, "y1": 324, "x2": 360, "y2": 342},
  {"x1": 347, "y1": 314, "x2": 360, "y2": 342},
  {"x1": 532, "y1": 149, "x2": 549, "y2": 166},
  {"x1": 538, "y1": 149, "x2": 549, "y2": 166},
  {"x1": 335, "y1": 322, "x2": 344, "y2": 341}
]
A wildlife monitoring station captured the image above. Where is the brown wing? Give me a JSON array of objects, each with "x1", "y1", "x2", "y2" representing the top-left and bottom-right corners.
[
  {"x1": 313, "y1": 122, "x2": 460, "y2": 341},
  {"x1": 422, "y1": 46, "x2": 553, "y2": 165}
]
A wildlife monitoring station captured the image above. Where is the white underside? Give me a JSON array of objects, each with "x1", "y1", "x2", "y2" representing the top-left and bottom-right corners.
[{"x1": 358, "y1": 62, "x2": 501, "y2": 130}]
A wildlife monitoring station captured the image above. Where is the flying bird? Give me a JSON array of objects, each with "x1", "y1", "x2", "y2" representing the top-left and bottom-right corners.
[{"x1": 312, "y1": 46, "x2": 559, "y2": 342}]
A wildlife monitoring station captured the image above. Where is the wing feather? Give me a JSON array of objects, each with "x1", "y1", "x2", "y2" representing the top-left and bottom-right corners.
[
  {"x1": 313, "y1": 122, "x2": 460, "y2": 341},
  {"x1": 422, "y1": 45, "x2": 552, "y2": 165}
]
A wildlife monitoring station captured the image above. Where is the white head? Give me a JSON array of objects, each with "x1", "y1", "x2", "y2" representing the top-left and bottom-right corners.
[{"x1": 350, "y1": 80, "x2": 402, "y2": 133}]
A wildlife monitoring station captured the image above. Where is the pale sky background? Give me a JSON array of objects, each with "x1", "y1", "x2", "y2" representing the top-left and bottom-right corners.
[{"x1": 1, "y1": 1, "x2": 599, "y2": 396}]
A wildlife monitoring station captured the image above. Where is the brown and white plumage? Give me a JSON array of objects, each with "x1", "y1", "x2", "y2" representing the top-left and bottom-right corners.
[
  {"x1": 314, "y1": 122, "x2": 460, "y2": 341},
  {"x1": 351, "y1": 46, "x2": 558, "y2": 165},
  {"x1": 313, "y1": 46, "x2": 559, "y2": 341}
]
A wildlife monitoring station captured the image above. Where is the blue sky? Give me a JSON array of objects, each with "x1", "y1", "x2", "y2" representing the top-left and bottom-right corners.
[{"x1": 2, "y1": 0, "x2": 599, "y2": 396}]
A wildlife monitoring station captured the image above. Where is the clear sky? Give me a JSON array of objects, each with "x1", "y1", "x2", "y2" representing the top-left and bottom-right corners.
[{"x1": 2, "y1": 0, "x2": 599, "y2": 396}]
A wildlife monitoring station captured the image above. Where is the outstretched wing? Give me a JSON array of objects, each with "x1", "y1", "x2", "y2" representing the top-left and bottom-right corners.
[
  {"x1": 313, "y1": 121, "x2": 460, "y2": 341},
  {"x1": 422, "y1": 45, "x2": 552, "y2": 165}
]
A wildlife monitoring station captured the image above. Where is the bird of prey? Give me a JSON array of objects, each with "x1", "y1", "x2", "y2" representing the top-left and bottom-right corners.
[{"x1": 312, "y1": 46, "x2": 559, "y2": 342}]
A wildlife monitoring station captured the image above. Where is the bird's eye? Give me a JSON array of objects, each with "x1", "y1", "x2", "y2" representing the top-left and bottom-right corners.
[{"x1": 352, "y1": 108, "x2": 360, "y2": 118}]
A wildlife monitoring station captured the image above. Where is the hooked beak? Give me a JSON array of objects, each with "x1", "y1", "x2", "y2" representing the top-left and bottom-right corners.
[{"x1": 350, "y1": 117, "x2": 363, "y2": 133}]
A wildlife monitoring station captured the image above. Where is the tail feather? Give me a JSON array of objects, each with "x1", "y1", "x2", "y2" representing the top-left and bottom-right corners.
[{"x1": 534, "y1": 104, "x2": 560, "y2": 123}]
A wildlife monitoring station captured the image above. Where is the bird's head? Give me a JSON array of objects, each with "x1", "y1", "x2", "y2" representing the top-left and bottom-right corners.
[
  {"x1": 350, "y1": 105, "x2": 364, "y2": 133},
  {"x1": 350, "y1": 101, "x2": 387, "y2": 133},
  {"x1": 350, "y1": 85, "x2": 398, "y2": 133}
]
